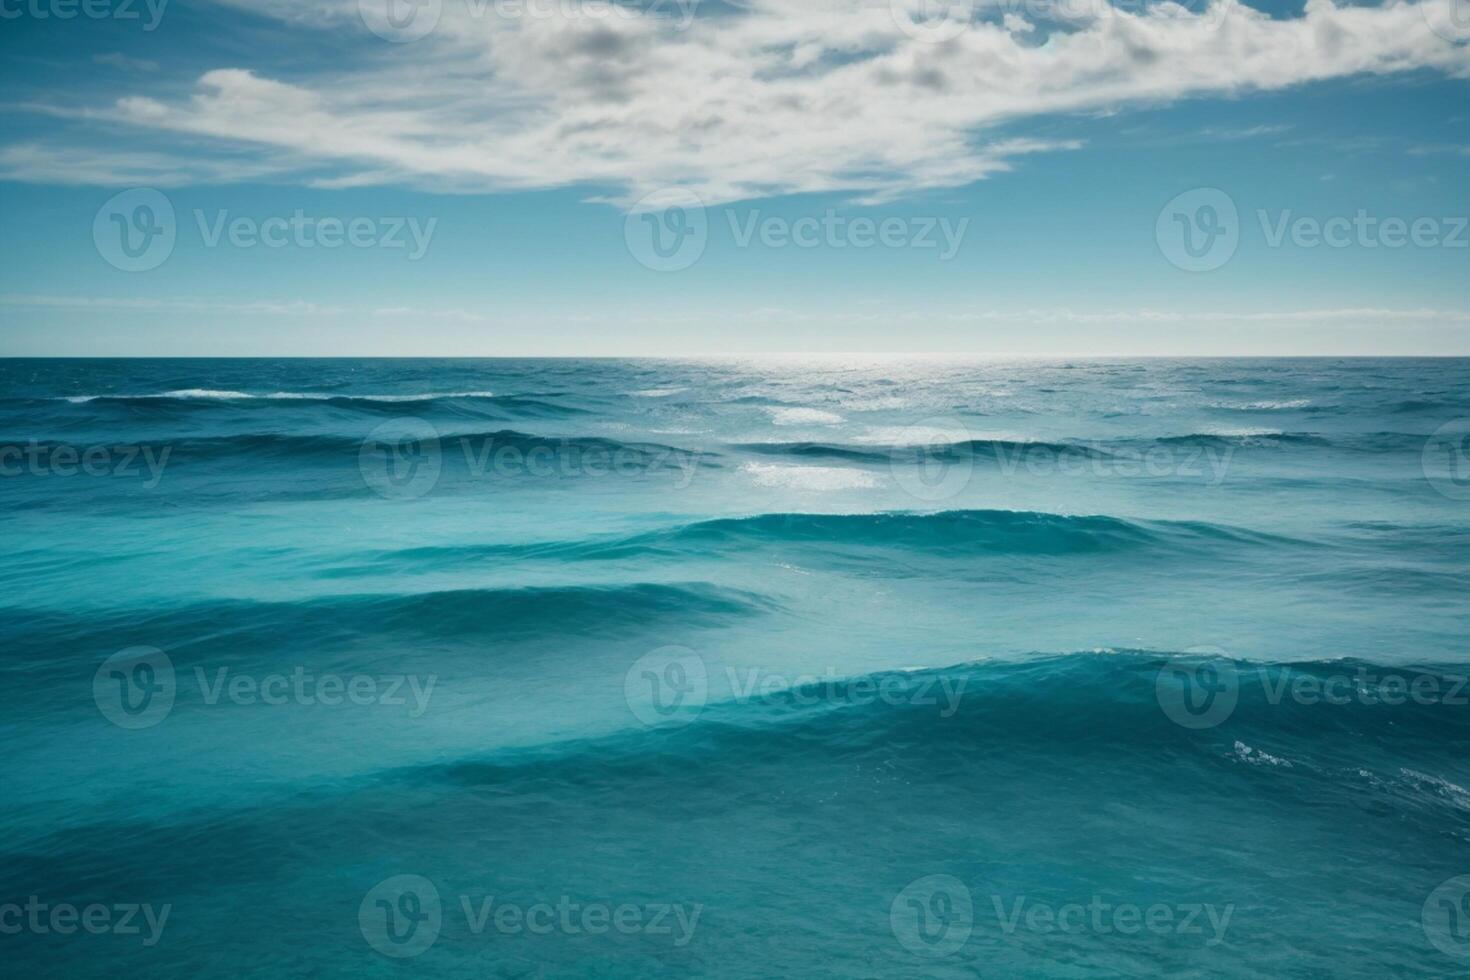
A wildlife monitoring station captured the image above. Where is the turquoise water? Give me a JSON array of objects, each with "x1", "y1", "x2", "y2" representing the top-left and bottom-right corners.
[{"x1": 2, "y1": 357, "x2": 1469, "y2": 977}]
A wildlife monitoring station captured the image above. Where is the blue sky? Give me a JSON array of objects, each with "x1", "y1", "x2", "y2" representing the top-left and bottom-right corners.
[{"x1": 0, "y1": 0, "x2": 1467, "y2": 355}]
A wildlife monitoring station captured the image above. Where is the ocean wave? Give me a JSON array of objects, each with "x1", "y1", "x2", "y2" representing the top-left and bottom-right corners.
[
  {"x1": 739, "y1": 462, "x2": 878, "y2": 491},
  {"x1": 44, "y1": 390, "x2": 594, "y2": 417},
  {"x1": 310, "y1": 509, "x2": 1293, "y2": 578},
  {"x1": 6, "y1": 583, "x2": 773, "y2": 661},
  {"x1": 422, "y1": 651, "x2": 1470, "y2": 786},
  {"x1": 767, "y1": 407, "x2": 844, "y2": 426},
  {"x1": 147, "y1": 429, "x2": 708, "y2": 463},
  {"x1": 1154, "y1": 430, "x2": 1331, "y2": 447},
  {"x1": 1209, "y1": 399, "x2": 1314, "y2": 410}
]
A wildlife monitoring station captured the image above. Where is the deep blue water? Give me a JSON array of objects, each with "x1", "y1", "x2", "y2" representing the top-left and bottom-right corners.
[{"x1": 2, "y1": 357, "x2": 1469, "y2": 977}]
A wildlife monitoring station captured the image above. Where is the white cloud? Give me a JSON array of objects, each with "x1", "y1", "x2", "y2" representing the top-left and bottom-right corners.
[{"x1": 8, "y1": 0, "x2": 1470, "y2": 205}]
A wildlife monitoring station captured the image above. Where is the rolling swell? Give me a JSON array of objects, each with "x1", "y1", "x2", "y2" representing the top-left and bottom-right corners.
[
  {"x1": 425, "y1": 652, "x2": 1470, "y2": 799},
  {"x1": 15, "y1": 391, "x2": 587, "y2": 419},
  {"x1": 316, "y1": 510, "x2": 1298, "y2": 575},
  {"x1": 108, "y1": 429, "x2": 711, "y2": 465},
  {"x1": 3, "y1": 582, "x2": 772, "y2": 667}
]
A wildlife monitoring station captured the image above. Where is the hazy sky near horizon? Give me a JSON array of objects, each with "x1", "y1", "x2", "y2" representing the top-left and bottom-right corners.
[{"x1": 1, "y1": 0, "x2": 1468, "y2": 355}]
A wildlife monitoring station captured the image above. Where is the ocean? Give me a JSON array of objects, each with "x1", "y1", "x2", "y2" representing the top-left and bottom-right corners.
[{"x1": 2, "y1": 356, "x2": 1469, "y2": 977}]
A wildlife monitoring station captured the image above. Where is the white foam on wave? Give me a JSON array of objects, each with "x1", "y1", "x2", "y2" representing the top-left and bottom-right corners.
[
  {"x1": 768, "y1": 407, "x2": 844, "y2": 426},
  {"x1": 631, "y1": 387, "x2": 686, "y2": 398},
  {"x1": 1200, "y1": 426, "x2": 1283, "y2": 438},
  {"x1": 1213, "y1": 399, "x2": 1312, "y2": 410},
  {"x1": 741, "y1": 462, "x2": 877, "y2": 491}
]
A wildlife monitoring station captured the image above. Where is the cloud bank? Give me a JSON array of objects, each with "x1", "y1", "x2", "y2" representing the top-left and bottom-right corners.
[{"x1": 11, "y1": 0, "x2": 1470, "y2": 205}]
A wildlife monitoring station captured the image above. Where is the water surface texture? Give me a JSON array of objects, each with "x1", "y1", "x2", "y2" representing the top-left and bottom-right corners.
[{"x1": 3, "y1": 357, "x2": 1469, "y2": 977}]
